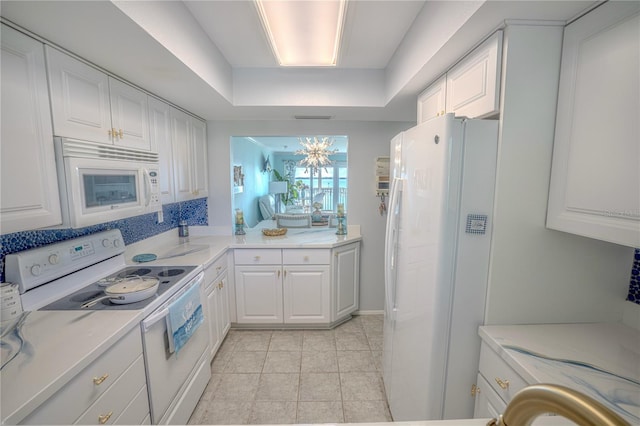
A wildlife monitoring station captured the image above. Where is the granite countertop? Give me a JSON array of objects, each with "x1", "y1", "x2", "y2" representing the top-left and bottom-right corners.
[
  {"x1": 0, "y1": 310, "x2": 143, "y2": 424},
  {"x1": 479, "y1": 323, "x2": 640, "y2": 424}
]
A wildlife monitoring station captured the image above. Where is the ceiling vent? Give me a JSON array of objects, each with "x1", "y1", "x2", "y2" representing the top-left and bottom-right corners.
[{"x1": 294, "y1": 115, "x2": 333, "y2": 120}]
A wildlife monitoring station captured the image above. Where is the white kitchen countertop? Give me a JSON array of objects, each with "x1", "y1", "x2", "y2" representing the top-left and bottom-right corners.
[
  {"x1": 479, "y1": 323, "x2": 640, "y2": 425},
  {"x1": 123, "y1": 225, "x2": 362, "y2": 269},
  {"x1": 0, "y1": 310, "x2": 143, "y2": 425}
]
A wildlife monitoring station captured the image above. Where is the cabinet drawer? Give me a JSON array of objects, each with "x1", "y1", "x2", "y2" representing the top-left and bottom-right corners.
[
  {"x1": 22, "y1": 328, "x2": 143, "y2": 424},
  {"x1": 74, "y1": 356, "x2": 147, "y2": 425},
  {"x1": 283, "y1": 249, "x2": 330, "y2": 265},
  {"x1": 112, "y1": 385, "x2": 149, "y2": 425},
  {"x1": 478, "y1": 342, "x2": 528, "y2": 403},
  {"x1": 205, "y1": 253, "x2": 227, "y2": 285},
  {"x1": 234, "y1": 249, "x2": 281, "y2": 265}
]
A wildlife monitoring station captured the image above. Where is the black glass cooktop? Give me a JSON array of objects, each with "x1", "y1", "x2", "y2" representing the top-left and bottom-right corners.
[{"x1": 40, "y1": 265, "x2": 197, "y2": 311}]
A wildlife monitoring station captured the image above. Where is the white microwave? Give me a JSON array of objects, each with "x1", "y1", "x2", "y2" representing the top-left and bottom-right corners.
[{"x1": 54, "y1": 137, "x2": 161, "y2": 228}]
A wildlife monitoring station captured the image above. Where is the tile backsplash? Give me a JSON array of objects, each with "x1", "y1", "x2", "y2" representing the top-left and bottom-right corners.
[
  {"x1": 0, "y1": 198, "x2": 208, "y2": 282},
  {"x1": 628, "y1": 249, "x2": 640, "y2": 305}
]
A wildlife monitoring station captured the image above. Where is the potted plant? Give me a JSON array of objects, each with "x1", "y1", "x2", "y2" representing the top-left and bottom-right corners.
[{"x1": 272, "y1": 169, "x2": 301, "y2": 206}]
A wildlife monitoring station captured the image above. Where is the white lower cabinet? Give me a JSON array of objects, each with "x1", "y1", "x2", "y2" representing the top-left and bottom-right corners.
[
  {"x1": 333, "y1": 243, "x2": 360, "y2": 319},
  {"x1": 472, "y1": 373, "x2": 505, "y2": 419},
  {"x1": 204, "y1": 254, "x2": 230, "y2": 360},
  {"x1": 473, "y1": 342, "x2": 528, "y2": 419},
  {"x1": 233, "y1": 245, "x2": 359, "y2": 326},
  {"x1": 235, "y1": 264, "x2": 284, "y2": 324},
  {"x1": 21, "y1": 327, "x2": 149, "y2": 425},
  {"x1": 283, "y1": 265, "x2": 330, "y2": 324}
]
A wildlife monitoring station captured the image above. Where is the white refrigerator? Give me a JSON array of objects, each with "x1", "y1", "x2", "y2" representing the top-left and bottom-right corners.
[{"x1": 383, "y1": 114, "x2": 498, "y2": 421}]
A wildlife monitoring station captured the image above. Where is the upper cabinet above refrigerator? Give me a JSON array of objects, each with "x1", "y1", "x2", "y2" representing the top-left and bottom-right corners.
[
  {"x1": 546, "y1": 1, "x2": 640, "y2": 248},
  {"x1": 417, "y1": 31, "x2": 502, "y2": 124}
]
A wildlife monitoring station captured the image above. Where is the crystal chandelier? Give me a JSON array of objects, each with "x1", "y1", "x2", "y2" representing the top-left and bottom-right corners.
[{"x1": 296, "y1": 137, "x2": 338, "y2": 174}]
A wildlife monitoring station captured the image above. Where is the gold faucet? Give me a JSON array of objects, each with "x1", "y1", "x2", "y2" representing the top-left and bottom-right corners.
[{"x1": 487, "y1": 384, "x2": 630, "y2": 426}]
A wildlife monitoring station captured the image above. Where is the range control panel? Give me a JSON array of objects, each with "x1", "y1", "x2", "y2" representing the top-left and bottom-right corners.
[{"x1": 5, "y1": 230, "x2": 125, "y2": 294}]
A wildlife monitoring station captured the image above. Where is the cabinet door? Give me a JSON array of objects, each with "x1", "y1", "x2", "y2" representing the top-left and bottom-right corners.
[
  {"x1": 547, "y1": 2, "x2": 640, "y2": 247},
  {"x1": 148, "y1": 97, "x2": 174, "y2": 204},
  {"x1": 170, "y1": 107, "x2": 192, "y2": 202},
  {"x1": 333, "y1": 243, "x2": 360, "y2": 320},
  {"x1": 216, "y1": 273, "x2": 231, "y2": 336},
  {"x1": 234, "y1": 266, "x2": 283, "y2": 323},
  {"x1": 206, "y1": 283, "x2": 221, "y2": 360},
  {"x1": 190, "y1": 117, "x2": 208, "y2": 199},
  {"x1": 473, "y1": 373, "x2": 505, "y2": 420},
  {"x1": 445, "y1": 31, "x2": 502, "y2": 119},
  {"x1": 417, "y1": 75, "x2": 446, "y2": 124},
  {"x1": 1, "y1": 25, "x2": 62, "y2": 233},
  {"x1": 283, "y1": 265, "x2": 330, "y2": 324},
  {"x1": 46, "y1": 46, "x2": 112, "y2": 144},
  {"x1": 109, "y1": 78, "x2": 150, "y2": 151}
]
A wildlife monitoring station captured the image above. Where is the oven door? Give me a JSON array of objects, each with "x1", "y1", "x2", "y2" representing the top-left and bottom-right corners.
[{"x1": 141, "y1": 272, "x2": 209, "y2": 424}]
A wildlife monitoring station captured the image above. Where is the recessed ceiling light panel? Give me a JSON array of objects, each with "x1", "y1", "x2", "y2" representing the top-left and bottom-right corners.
[{"x1": 255, "y1": 0, "x2": 347, "y2": 67}]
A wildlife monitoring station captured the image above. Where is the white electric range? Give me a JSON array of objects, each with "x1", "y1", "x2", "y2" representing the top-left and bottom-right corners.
[{"x1": 4, "y1": 229, "x2": 211, "y2": 425}]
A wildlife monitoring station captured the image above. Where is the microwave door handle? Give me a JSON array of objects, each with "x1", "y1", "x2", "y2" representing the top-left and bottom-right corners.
[{"x1": 143, "y1": 169, "x2": 151, "y2": 207}]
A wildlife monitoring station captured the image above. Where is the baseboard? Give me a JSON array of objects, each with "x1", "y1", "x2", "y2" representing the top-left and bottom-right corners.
[{"x1": 354, "y1": 310, "x2": 384, "y2": 316}]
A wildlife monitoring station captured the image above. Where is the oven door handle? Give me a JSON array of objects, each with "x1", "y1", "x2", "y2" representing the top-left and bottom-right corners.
[
  {"x1": 141, "y1": 307, "x2": 169, "y2": 332},
  {"x1": 141, "y1": 271, "x2": 204, "y2": 333}
]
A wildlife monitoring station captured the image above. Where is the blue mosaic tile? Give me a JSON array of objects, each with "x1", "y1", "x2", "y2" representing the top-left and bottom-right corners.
[
  {"x1": 627, "y1": 248, "x2": 640, "y2": 305},
  {"x1": 0, "y1": 198, "x2": 208, "y2": 282}
]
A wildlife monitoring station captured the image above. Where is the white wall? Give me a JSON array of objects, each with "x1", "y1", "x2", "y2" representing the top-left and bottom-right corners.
[
  {"x1": 485, "y1": 24, "x2": 635, "y2": 325},
  {"x1": 207, "y1": 120, "x2": 412, "y2": 311}
]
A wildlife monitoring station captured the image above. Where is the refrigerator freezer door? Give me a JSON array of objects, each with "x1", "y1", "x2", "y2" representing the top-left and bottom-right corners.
[
  {"x1": 384, "y1": 114, "x2": 462, "y2": 421},
  {"x1": 383, "y1": 132, "x2": 404, "y2": 401}
]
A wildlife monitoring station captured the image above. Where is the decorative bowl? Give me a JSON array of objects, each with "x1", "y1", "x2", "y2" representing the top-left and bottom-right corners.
[{"x1": 262, "y1": 228, "x2": 287, "y2": 237}]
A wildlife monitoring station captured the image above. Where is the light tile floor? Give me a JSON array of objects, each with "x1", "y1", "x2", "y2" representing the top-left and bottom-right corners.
[{"x1": 188, "y1": 314, "x2": 391, "y2": 424}]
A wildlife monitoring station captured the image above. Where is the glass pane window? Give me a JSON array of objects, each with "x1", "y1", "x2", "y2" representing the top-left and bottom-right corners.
[{"x1": 294, "y1": 163, "x2": 347, "y2": 212}]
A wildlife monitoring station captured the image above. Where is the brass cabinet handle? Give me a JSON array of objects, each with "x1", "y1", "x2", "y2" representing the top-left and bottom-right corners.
[
  {"x1": 93, "y1": 373, "x2": 109, "y2": 385},
  {"x1": 216, "y1": 266, "x2": 222, "y2": 273},
  {"x1": 118, "y1": 129, "x2": 123, "y2": 138},
  {"x1": 254, "y1": 256, "x2": 261, "y2": 261},
  {"x1": 303, "y1": 256, "x2": 309, "y2": 261},
  {"x1": 277, "y1": 270, "x2": 281, "y2": 278},
  {"x1": 98, "y1": 411, "x2": 113, "y2": 424},
  {"x1": 471, "y1": 383, "x2": 480, "y2": 397},
  {"x1": 284, "y1": 270, "x2": 287, "y2": 277},
  {"x1": 495, "y1": 377, "x2": 510, "y2": 390},
  {"x1": 107, "y1": 129, "x2": 114, "y2": 138}
]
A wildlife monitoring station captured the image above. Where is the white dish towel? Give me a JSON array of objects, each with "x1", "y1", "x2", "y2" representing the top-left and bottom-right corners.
[{"x1": 166, "y1": 283, "x2": 203, "y2": 354}]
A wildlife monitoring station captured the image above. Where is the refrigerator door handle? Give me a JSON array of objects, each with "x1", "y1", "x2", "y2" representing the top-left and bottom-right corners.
[{"x1": 384, "y1": 177, "x2": 403, "y2": 318}]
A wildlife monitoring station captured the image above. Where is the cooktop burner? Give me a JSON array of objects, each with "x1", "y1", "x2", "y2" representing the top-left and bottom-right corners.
[{"x1": 40, "y1": 265, "x2": 197, "y2": 311}]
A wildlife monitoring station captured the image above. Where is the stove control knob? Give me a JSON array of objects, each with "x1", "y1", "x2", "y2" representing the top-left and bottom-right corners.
[
  {"x1": 102, "y1": 239, "x2": 111, "y2": 248},
  {"x1": 30, "y1": 264, "x2": 42, "y2": 276},
  {"x1": 48, "y1": 254, "x2": 59, "y2": 265},
  {"x1": 113, "y1": 239, "x2": 121, "y2": 248}
]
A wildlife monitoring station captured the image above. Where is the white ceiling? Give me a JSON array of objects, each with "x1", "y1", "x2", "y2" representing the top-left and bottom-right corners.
[{"x1": 0, "y1": 1, "x2": 597, "y2": 122}]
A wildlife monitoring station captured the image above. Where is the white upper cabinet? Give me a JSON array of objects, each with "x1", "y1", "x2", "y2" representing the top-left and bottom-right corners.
[
  {"x1": 547, "y1": 2, "x2": 640, "y2": 247},
  {"x1": 417, "y1": 31, "x2": 502, "y2": 124},
  {"x1": 445, "y1": 31, "x2": 502, "y2": 119},
  {"x1": 1, "y1": 25, "x2": 62, "y2": 233},
  {"x1": 170, "y1": 107, "x2": 208, "y2": 201},
  {"x1": 108, "y1": 78, "x2": 150, "y2": 150},
  {"x1": 46, "y1": 47, "x2": 151, "y2": 150},
  {"x1": 148, "y1": 97, "x2": 175, "y2": 204},
  {"x1": 417, "y1": 75, "x2": 446, "y2": 123}
]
